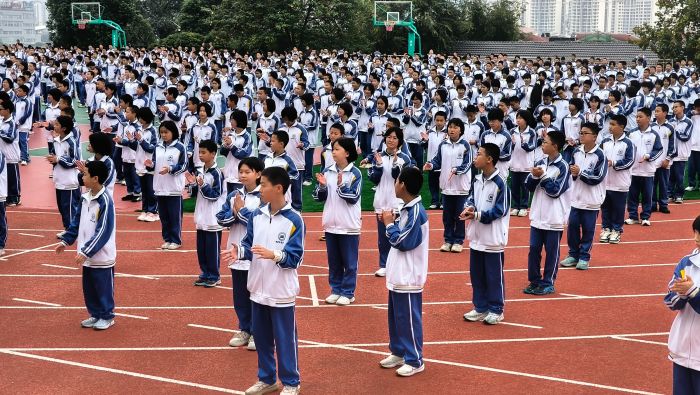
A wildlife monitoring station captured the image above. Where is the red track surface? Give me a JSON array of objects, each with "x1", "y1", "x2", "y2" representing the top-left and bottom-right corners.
[{"x1": 0, "y1": 131, "x2": 691, "y2": 394}]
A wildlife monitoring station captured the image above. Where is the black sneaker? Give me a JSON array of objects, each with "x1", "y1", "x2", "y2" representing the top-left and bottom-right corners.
[
  {"x1": 132, "y1": 195, "x2": 142, "y2": 202},
  {"x1": 660, "y1": 207, "x2": 671, "y2": 214},
  {"x1": 523, "y1": 282, "x2": 539, "y2": 294},
  {"x1": 531, "y1": 285, "x2": 556, "y2": 295},
  {"x1": 121, "y1": 194, "x2": 134, "y2": 201},
  {"x1": 203, "y1": 279, "x2": 222, "y2": 288},
  {"x1": 193, "y1": 278, "x2": 207, "y2": 286}
]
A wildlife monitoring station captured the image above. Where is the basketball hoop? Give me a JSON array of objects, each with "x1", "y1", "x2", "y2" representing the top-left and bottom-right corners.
[
  {"x1": 385, "y1": 20, "x2": 396, "y2": 32},
  {"x1": 77, "y1": 20, "x2": 88, "y2": 30}
]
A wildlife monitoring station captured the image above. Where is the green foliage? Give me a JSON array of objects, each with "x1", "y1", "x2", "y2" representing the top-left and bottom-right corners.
[
  {"x1": 160, "y1": 32, "x2": 206, "y2": 47},
  {"x1": 634, "y1": 0, "x2": 700, "y2": 61},
  {"x1": 124, "y1": 13, "x2": 157, "y2": 47},
  {"x1": 178, "y1": 0, "x2": 213, "y2": 36},
  {"x1": 464, "y1": 0, "x2": 522, "y2": 41},
  {"x1": 138, "y1": 0, "x2": 182, "y2": 39}
]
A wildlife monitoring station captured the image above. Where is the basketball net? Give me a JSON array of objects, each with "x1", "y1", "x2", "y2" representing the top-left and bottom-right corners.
[
  {"x1": 78, "y1": 20, "x2": 88, "y2": 30},
  {"x1": 385, "y1": 20, "x2": 396, "y2": 32}
]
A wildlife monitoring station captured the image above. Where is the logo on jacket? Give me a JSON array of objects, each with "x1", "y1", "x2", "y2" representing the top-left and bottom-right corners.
[
  {"x1": 487, "y1": 193, "x2": 494, "y2": 203},
  {"x1": 277, "y1": 232, "x2": 287, "y2": 244}
]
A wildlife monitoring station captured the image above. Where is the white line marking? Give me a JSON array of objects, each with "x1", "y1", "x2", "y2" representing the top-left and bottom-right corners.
[
  {"x1": 12, "y1": 298, "x2": 62, "y2": 307},
  {"x1": 0, "y1": 346, "x2": 235, "y2": 352},
  {"x1": 300, "y1": 264, "x2": 328, "y2": 270},
  {"x1": 0, "y1": 242, "x2": 61, "y2": 260},
  {"x1": 18, "y1": 233, "x2": 44, "y2": 238},
  {"x1": 115, "y1": 273, "x2": 159, "y2": 280},
  {"x1": 610, "y1": 336, "x2": 667, "y2": 346},
  {"x1": 296, "y1": 295, "x2": 314, "y2": 301},
  {"x1": 308, "y1": 275, "x2": 319, "y2": 306},
  {"x1": 113, "y1": 313, "x2": 149, "y2": 320},
  {"x1": 187, "y1": 323, "x2": 237, "y2": 333},
  {"x1": 500, "y1": 322, "x2": 543, "y2": 329},
  {"x1": 371, "y1": 306, "x2": 388, "y2": 310},
  {"x1": 560, "y1": 293, "x2": 588, "y2": 298},
  {"x1": 0, "y1": 350, "x2": 244, "y2": 394},
  {"x1": 214, "y1": 285, "x2": 233, "y2": 290},
  {"x1": 41, "y1": 264, "x2": 79, "y2": 270}
]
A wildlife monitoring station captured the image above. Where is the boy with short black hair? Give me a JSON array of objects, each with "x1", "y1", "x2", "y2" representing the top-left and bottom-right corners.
[
  {"x1": 379, "y1": 166, "x2": 429, "y2": 377},
  {"x1": 461, "y1": 142, "x2": 510, "y2": 324},
  {"x1": 264, "y1": 130, "x2": 299, "y2": 206},
  {"x1": 524, "y1": 131, "x2": 571, "y2": 295},
  {"x1": 223, "y1": 166, "x2": 304, "y2": 395},
  {"x1": 626, "y1": 107, "x2": 663, "y2": 226},
  {"x1": 47, "y1": 115, "x2": 80, "y2": 236},
  {"x1": 480, "y1": 109, "x2": 513, "y2": 178},
  {"x1": 56, "y1": 160, "x2": 117, "y2": 330}
]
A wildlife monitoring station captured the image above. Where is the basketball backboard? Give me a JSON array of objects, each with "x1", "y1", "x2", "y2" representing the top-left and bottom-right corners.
[
  {"x1": 71, "y1": 2, "x2": 102, "y2": 24},
  {"x1": 373, "y1": 1, "x2": 413, "y2": 27}
]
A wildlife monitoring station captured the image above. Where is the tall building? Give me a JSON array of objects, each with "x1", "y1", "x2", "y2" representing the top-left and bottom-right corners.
[
  {"x1": 0, "y1": 1, "x2": 42, "y2": 44},
  {"x1": 521, "y1": 0, "x2": 657, "y2": 36}
]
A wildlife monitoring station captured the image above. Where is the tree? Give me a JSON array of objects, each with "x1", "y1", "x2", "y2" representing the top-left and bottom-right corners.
[
  {"x1": 178, "y1": 0, "x2": 213, "y2": 37},
  {"x1": 138, "y1": 0, "x2": 182, "y2": 39},
  {"x1": 161, "y1": 32, "x2": 205, "y2": 47},
  {"x1": 634, "y1": 0, "x2": 700, "y2": 61}
]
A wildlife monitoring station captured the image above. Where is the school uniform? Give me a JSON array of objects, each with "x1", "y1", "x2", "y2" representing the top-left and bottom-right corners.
[
  {"x1": 429, "y1": 138, "x2": 472, "y2": 246},
  {"x1": 479, "y1": 126, "x2": 513, "y2": 178},
  {"x1": 13, "y1": 95, "x2": 32, "y2": 163},
  {"x1": 280, "y1": 122, "x2": 309, "y2": 209},
  {"x1": 0, "y1": 116, "x2": 19, "y2": 205},
  {"x1": 194, "y1": 163, "x2": 226, "y2": 282},
  {"x1": 652, "y1": 121, "x2": 675, "y2": 210},
  {"x1": 669, "y1": 115, "x2": 693, "y2": 200},
  {"x1": 465, "y1": 169, "x2": 510, "y2": 314},
  {"x1": 664, "y1": 249, "x2": 700, "y2": 394},
  {"x1": 525, "y1": 154, "x2": 571, "y2": 288},
  {"x1": 135, "y1": 125, "x2": 158, "y2": 214},
  {"x1": 627, "y1": 126, "x2": 663, "y2": 221},
  {"x1": 151, "y1": 140, "x2": 187, "y2": 245},
  {"x1": 368, "y1": 150, "x2": 411, "y2": 269},
  {"x1": 567, "y1": 145, "x2": 607, "y2": 263},
  {"x1": 158, "y1": 100, "x2": 182, "y2": 126},
  {"x1": 0, "y1": 150, "x2": 7, "y2": 249},
  {"x1": 256, "y1": 113, "x2": 280, "y2": 159},
  {"x1": 368, "y1": 110, "x2": 390, "y2": 152},
  {"x1": 59, "y1": 187, "x2": 117, "y2": 321},
  {"x1": 561, "y1": 112, "x2": 584, "y2": 162},
  {"x1": 264, "y1": 151, "x2": 300, "y2": 211},
  {"x1": 234, "y1": 202, "x2": 305, "y2": 388},
  {"x1": 299, "y1": 107, "x2": 319, "y2": 181},
  {"x1": 52, "y1": 133, "x2": 81, "y2": 229},
  {"x1": 425, "y1": 127, "x2": 446, "y2": 206},
  {"x1": 216, "y1": 185, "x2": 261, "y2": 336},
  {"x1": 313, "y1": 163, "x2": 362, "y2": 298},
  {"x1": 188, "y1": 119, "x2": 218, "y2": 171},
  {"x1": 402, "y1": 106, "x2": 428, "y2": 169},
  {"x1": 509, "y1": 126, "x2": 538, "y2": 210},
  {"x1": 686, "y1": 113, "x2": 700, "y2": 190},
  {"x1": 118, "y1": 120, "x2": 142, "y2": 198},
  {"x1": 385, "y1": 196, "x2": 429, "y2": 369},
  {"x1": 600, "y1": 134, "x2": 636, "y2": 234},
  {"x1": 355, "y1": 98, "x2": 376, "y2": 158},
  {"x1": 220, "y1": 129, "x2": 252, "y2": 194}
]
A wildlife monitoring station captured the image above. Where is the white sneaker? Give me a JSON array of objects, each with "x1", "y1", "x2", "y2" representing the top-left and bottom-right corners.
[
  {"x1": 93, "y1": 318, "x2": 115, "y2": 330},
  {"x1": 608, "y1": 230, "x2": 621, "y2": 244},
  {"x1": 280, "y1": 385, "x2": 300, "y2": 395},
  {"x1": 463, "y1": 309, "x2": 488, "y2": 322},
  {"x1": 336, "y1": 296, "x2": 355, "y2": 306},
  {"x1": 641, "y1": 219, "x2": 651, "y2": 226},
  {"x1": 379, "y1": 354, "x2": 404, "y2": 368},
  {"x1": 20, "y1": 160, "x2": 27, "y2": 166},
  {"x1": 428, "y1": 204, "x2": 437, "y2": 209},
  {"x1": 396, "y1": 363, "x2": 425, "y2": 377},
  {"x1": 148, "y1": 213, "x2": 160, "y2": 222},
  {"x1": 374, "y1": 268, "x2": 387, "y2": 277},
  {"x1": 450, "y1": 244, "x2": 463, "y2": 253},
  {"x1": 325, "y1": 294, "x2": 341, "y2": 304},
  {"x1": 302, "y1": 180, "x2": 312, "y2": 186},
  {"x1": 439, "y1": 243, "x2": 452, "y2": 252},
  {"x1": 166, "y1": 243, "x2": 181, "y2": 250},
  {"x1": 483, "y1": 312, "x2": 504, "y2": 325},
  {"x1": 685, "y1": 186, "x2": 695, "y2": 191},
  {"x1": 160, "y1": 242, "x2": 170, "y2": 249},
  {"x1": 0, "y1": 249, "x2": 4, "y2": 257},
  {"x1": 229, "y1": 331, "x2": 251, "y2": 347},
  {"x1": 624, "y1": 218, "x2": 639, "y2": 225},
  {"x1": 247, "y1": 335, "x2": 256, "y2": 351},
  {"x1": 81, "y1": 317, "x2": 99, "y2": 328},
  {"x1": 244, "y1": 381, "x2": 279, "y2": 395},
  {"x1": 675, "y1": 197, "x2": 684, "y2": 204},
  {"x1": 137, "y1": 212, "x2": 148, "y2": 221},
  {"x1": 517, "y1": 209, "x2": 528, "y2": 217},
  {"x1": 510, "y1": 208, "x2": 519, "y2": 216},
  {"x1": 599, "y1": 228, "x2": 611, "y2": 243},
  {"x1": 56, "y1": 231, "x2": 66, "y2": 238}
]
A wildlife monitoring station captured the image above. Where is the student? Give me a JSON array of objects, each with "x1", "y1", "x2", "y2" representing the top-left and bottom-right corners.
[
  {"x1": 0, "y1": 144, "x2": 6, "y2": 255},
  {"x1": 402, "y1": 92, "x2": 428, "y2": 169},
  {"x1": 216, "y1": 157, "x2": 263, "y2": 351},
  {"x1": 279, "y1": 107, "x2": 308, "y2": 211},
  {"x1": 626, "y1": 108, "x2": 663, "y2": 226},
  {"x1": 424, "y1": 118, "x2": 472, "y2": 253},
  {"x1": 378, "y1": 166, "x2": 428, "y2": 377},
  {"x1": 56, "y1": 160, "x2": 117, "y2": 331},
  {"x1": 264, "y1": 130, "x2": 299, "y2": 208},
  {"x1": 0, "y1": 99, "x2": 20, "y2": 206},
  {"x1": 13, "y1": 85, "x2": 32, "y2": 166},
  {"x1": 559, "y1": 122, "x2": 607, "y2": 271},
  {"x1": 134, "y1": 108, "x2": 158, "y2": 222},
  {"x1": 321, "y1": 122, "x2": 344, "y2": 172},
  {"x1": 79, "y1": 132, "x2": 116, "y2": 196},
  {"x1": 561, "y1": 98, "x2": 585, "y2": 162},
  {"x1": 509, "y1": 110, "x2": 538, "y2": 216},
  {"x1": 461, "y1": 142, "x2": 510, "y2": 324},
  {"x1": 313, "y1": 137, "x2": 362, "y2": 306},
  {"x1": 47, "y1": 115, "x2": 80, "y2": 236},
  {"x1": 115, "y1": 104, "x2": 142, "y2": 202},
  {"x1": 368, "y1": 127, "x2": 412, "y2": 277},
  {"x1": 651, "y1": 104, "x2": 675, "y2": 214},
  {"x1": 424, "y1": 111, "x2": 447, "y2": 209},
  {"x1": 222, "y1": 167, "x2": 304, "y2": 395},
  {"x1": 599, "y1": 114, "x2": 635, "y2": 244},
  {"x1": 524, "y1": 131, "x2": 571, "y2": 295},
  {"x1": 220, "y1": 110, "x2": 252, "y2": 194},
  {"x1": 186, "y1": 140, "x2": 226, "y2": 288},
  {"x1": 368, "y1": 96, "x2": 391, "y2": 154},
  {"x1": 255, "y1": 98, "x2": 279, "y2": 160},
  {"x1": 669, "y1": 100, "x2": 693, "y2": 204},
  {"x1": 479, "y1": 109, "x2": 513, "y2": 178},
  {"x1": 146, "y1": 121, "x2": 187, "y2": 250},
  {"x1": 664, "y1": 214, "x2": 700, "y2": 395},
  {"x1": 299, "y1": 93, "x2": 319, "y2": 185},
  {"x1": 188, "y1": 102, "x2": 217, "y2": 173}
]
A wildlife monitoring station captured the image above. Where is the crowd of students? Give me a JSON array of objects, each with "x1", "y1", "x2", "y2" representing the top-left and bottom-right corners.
[{"x1": 0, "y1": 42, "x2": 699, "y2": 394}]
